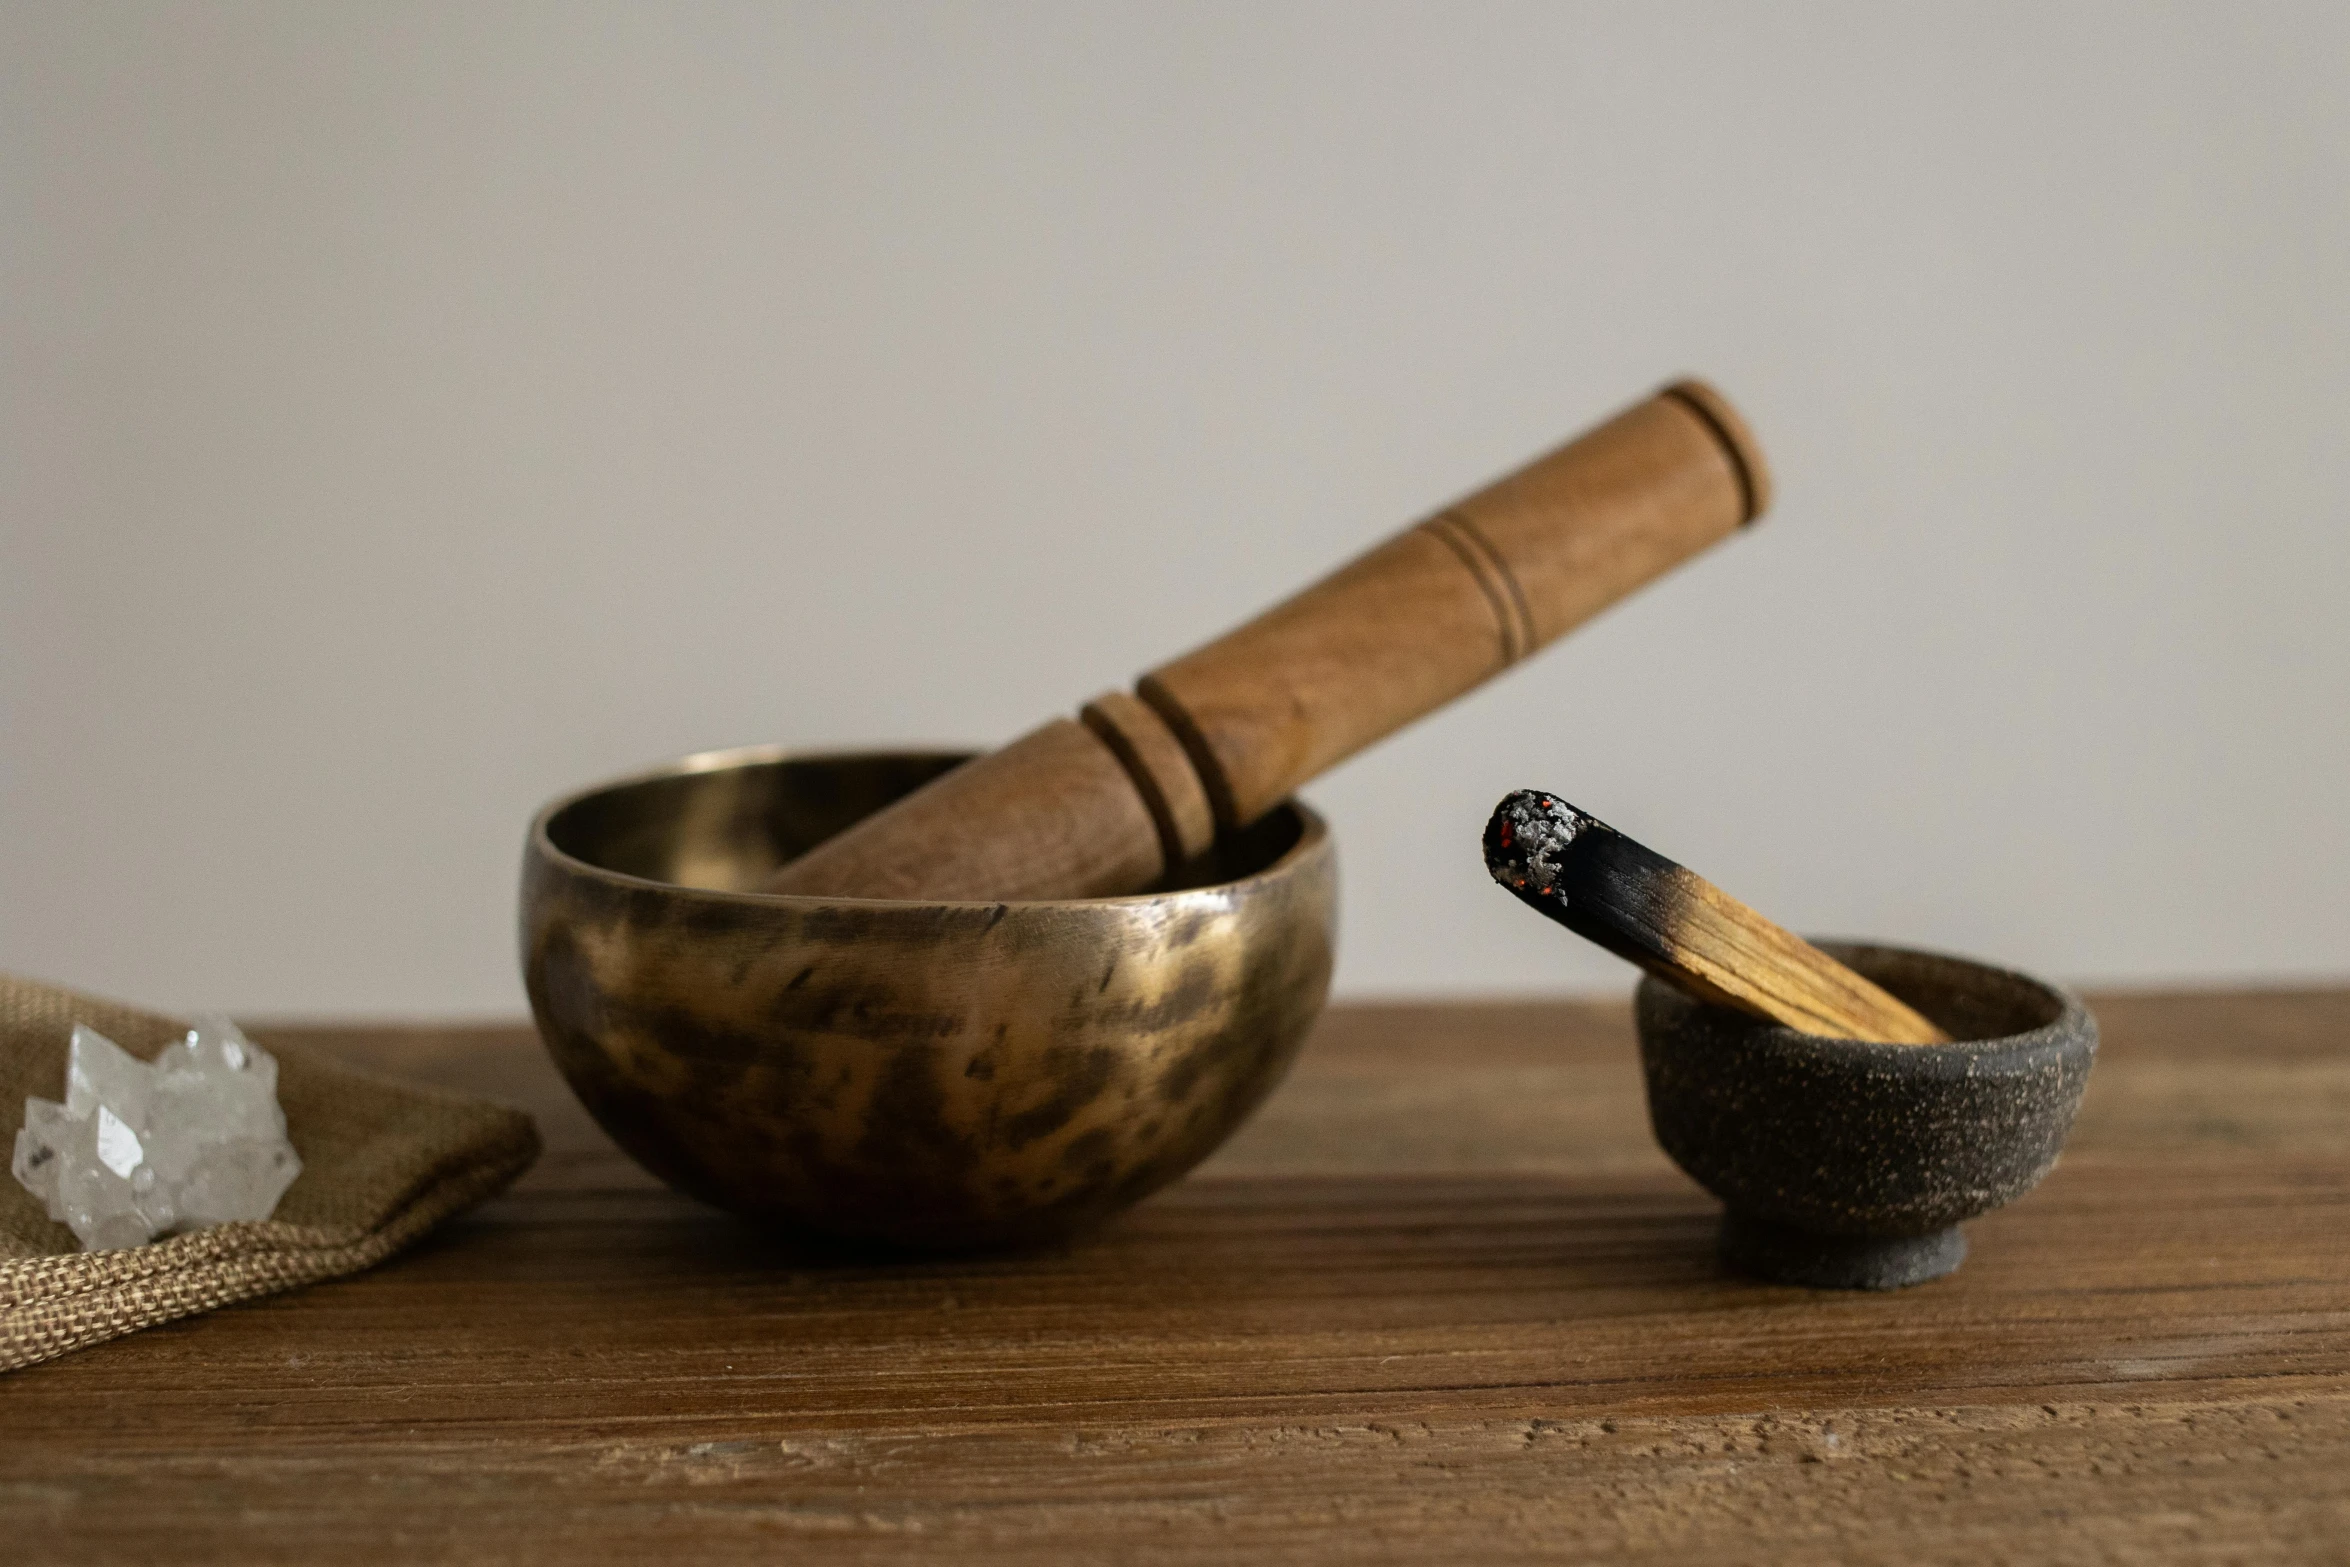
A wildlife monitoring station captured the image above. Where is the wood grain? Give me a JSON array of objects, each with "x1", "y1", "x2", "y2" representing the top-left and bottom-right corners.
[
  {"x1": 4, "y1": 989, "x2": 2346, "y2": 1563},
  {"x1": 1653, "y1": 873, "x2": 1951, "y2": 1042}
]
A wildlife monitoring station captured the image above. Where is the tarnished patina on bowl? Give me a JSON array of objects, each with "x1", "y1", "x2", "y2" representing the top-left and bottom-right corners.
[{"x1": 521, "y1": 748, "x2": 1336, "y2": 1251}]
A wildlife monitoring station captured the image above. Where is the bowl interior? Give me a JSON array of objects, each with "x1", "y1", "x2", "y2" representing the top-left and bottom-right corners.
[
  {"x1": 1828, "y1": 942, "x2": 2071, "y2": 1044},
  {"x1": 541, "y1": 746, "x2": 1307, "y2": 897}
]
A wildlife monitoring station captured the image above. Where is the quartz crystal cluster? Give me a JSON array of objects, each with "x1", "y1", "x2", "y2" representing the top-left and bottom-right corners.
[{"x1": 12, "y1": 1019, "x2": 302, "y2": 1251}]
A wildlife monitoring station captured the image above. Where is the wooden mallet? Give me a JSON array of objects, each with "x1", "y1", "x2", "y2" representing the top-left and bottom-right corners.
[
  {"x1": 766, "y1": 380, "x2": 1771, "y2": 903},
  {"x1": 1483, "y1": 790, "x2": 1950, "y2": 1045}
]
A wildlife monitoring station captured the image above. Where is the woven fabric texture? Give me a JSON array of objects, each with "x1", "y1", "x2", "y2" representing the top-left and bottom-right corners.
[{"x1": 2, "y1": 972, "x2": 539, "y2": 1373}]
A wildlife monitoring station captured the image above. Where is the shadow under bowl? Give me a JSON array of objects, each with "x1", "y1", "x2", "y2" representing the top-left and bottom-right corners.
[
  {"x1": 1636, "y1": 942, "x2": 2097, "y2": 1290},
  {"x1": 520, "y1": 748, "x2": 1336, "y2": 1252}
]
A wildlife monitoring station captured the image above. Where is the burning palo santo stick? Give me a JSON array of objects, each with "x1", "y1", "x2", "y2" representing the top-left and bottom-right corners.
[{"x1": 1482, "y1": 791, "x2": 1949, "y2": 1045}]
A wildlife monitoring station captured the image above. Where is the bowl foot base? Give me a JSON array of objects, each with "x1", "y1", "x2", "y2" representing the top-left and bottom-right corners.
[{"x1": 1720, "y1": 1211, "x2": 1966, "y2": 1290}]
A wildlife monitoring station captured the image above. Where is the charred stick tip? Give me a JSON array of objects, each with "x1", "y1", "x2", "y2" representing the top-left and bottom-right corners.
[{"x1": 1483, "y1": 789, "x2": 1600, "y2": 906}]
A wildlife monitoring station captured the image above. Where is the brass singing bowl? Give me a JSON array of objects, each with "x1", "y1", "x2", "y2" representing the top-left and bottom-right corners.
[{"x1": 521, "y1": 748, "x2": 1336, "y2": 1250}]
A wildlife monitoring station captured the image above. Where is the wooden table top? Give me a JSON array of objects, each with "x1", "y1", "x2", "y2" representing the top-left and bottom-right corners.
[{"x1": 9, "y1": 990, "x2": 2349, "y2": 1562}]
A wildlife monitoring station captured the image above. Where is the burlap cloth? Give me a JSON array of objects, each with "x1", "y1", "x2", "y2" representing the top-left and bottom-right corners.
[{"x1": 1, "y1": 972, "x2": 540, "y2": 1373}]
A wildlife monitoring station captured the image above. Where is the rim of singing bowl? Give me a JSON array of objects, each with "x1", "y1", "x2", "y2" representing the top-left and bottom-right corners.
[{"x1": 527, "y1": 742, "x2": 1329, "y2": 906}]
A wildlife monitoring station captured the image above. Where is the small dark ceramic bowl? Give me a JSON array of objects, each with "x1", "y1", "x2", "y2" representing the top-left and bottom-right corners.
[
  {"x1": 1636, "y1": 942, "x2": 2096, "y2": 1289},
  {"x1": 521, "y1": 747, "x2": 1336, "y2": 1252}
]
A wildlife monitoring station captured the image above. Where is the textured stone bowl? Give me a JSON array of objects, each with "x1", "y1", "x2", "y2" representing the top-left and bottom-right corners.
[
  {"x1": 521, "y1": 747, "x2": 1336, "y2": 1251},
  {"x1": 1636, "y1": 942, "x2": 2097, "y2": 1289}
]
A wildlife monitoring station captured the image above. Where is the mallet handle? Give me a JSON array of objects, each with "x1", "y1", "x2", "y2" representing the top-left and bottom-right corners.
[{"x1": 767, "y1": 380, "x2": 1770, "y2": 901}]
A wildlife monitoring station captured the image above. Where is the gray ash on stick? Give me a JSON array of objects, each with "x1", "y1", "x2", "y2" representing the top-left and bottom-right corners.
[
  {"x1": 1481, "y1": 789, "x2": 1689, "y2": 974},
  {"x1": 1483, "y1": 790, "x2": 1595, "y2": 905}
]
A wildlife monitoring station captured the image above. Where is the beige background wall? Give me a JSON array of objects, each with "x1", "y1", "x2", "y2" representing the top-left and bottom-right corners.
[{"x1": 5, "y1": 3, "x2": 2346, "y2": 1017}]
